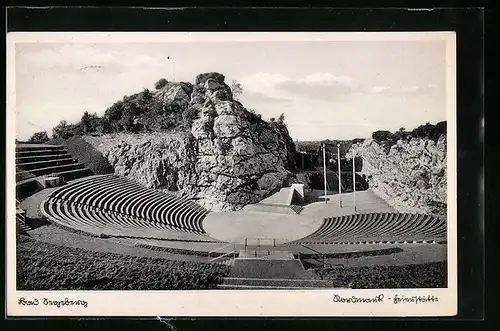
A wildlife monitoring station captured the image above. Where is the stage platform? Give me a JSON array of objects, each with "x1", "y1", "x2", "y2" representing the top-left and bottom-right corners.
[{"x1": 202, "y1": 209, "x2": 323, "y2": 243}]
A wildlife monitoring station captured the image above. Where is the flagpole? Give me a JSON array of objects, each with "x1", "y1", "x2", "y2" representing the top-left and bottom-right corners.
[
  {"x1": 323, "y1": 144, "x2": 327, "y2": 204},
  {"x1": 337, "y1": 144, "x2": 342, "y2": 208},
  {"x1": 173, "y1": 61, "x2": 176, "y2": 82},
  {"x1": 352, "y1": 149, "x2": 356, "y2": 211}
]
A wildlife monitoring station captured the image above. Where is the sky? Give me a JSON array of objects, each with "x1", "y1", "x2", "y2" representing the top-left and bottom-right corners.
[{"x1": 14, "y1": 39, "x2": 447, "y2": 141}]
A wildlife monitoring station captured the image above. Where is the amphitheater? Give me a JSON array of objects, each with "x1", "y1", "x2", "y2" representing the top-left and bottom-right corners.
[{"x1": 16, "y1": 143, "x2": 448, "y2": 290}]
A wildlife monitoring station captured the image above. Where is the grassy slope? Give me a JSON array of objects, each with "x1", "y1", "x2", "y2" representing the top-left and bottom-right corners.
[
  {"x1": 313, "y1": 261, "x2": 447, "y2": 288},
  {"x1": 48, "y1": 136, "x2": 114, "y2": 175},
  {"x1": 16, "y1": 234, "x2": 230, "y2": 290}
]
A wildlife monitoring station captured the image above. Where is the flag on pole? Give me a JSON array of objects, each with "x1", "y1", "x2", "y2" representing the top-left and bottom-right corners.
[{"x1": 167, "y1": 56, "x2": 175, "y2": 81}]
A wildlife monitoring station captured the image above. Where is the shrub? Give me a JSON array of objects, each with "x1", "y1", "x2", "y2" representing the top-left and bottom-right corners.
[
  {"x1": 28, "y1": 131, "x2": 49, "y2": 143},
  {"x1": 154, "y1": 78, "x2": 169, "y2": 90},
  {"x1": 96, "y1": 118, "x2": 113, "y2": 134},
  {"x1": 80, "y1": 111, "x2": 101, "y2": 134},
  {"x1": 277, "y1": 113, "x2": 285, "y2": 124},
  {"x1": 372, "y1": 130, "x2": 392, "y2": 143},
  {"x1": 181, "y1": 107, "x2": 200, "y2": 129},
  {"x1": 246, "y1": 109, "x2": 263, "y2": 125},
  {"x1": 52, "y1": 120, "x2": 75, "y2": 139},
  {"x1": 411, "y1": 121, "x2": 446, "y2": 142}
]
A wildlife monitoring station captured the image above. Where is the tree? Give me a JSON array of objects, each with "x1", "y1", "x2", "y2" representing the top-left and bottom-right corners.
[
  {"x1": 28, "y1": 131, "x2": 49, "y2": 143},
  {"x1": 120, "y1": 103, "x2": 137, "y2": 132},
  {"x1": 231, "y1": 80, "x2": 243, "y2": 99},
  {"x1": 277, "y1": 113, "x2": 285, "y2": 124},
  {"x1": 433, "y1": 121, "x2": 447, "y2": 140},
  {"x1": 81, "y1": 111, "x2": 100, "y2": 134},
  {"x1": 372, "y1": 130, "x2": 392, "y2": 143},
  {"x1": 136, "y1": 88, "x2": 154, "y2": 115},
  {"x1": 104, "y1": 101, "x2": 124, "y2": 132},
  {"x1": 97, "y1": 118, "x2": 112, "y2": 134},
  {"x1": 52, "y1": 120, "x2": 74, "y2": 139},
  {"x1": 394, "y1": 127, "x2": 408, "y2": 141},
  {"x1": 411, "y1": 122, "x2": 436, "y2": 140},
  {"x1": 155, "y1": 78, "x2": 169, "y2": 90}
]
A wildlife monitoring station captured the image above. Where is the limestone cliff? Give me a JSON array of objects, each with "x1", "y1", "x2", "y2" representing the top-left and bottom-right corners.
[
  {"x1": 347, "y1": 136, "x2": 447, "y2": 216},
  {"x1": 84, "y1": 72, "x2": 296, "y2": 211}
]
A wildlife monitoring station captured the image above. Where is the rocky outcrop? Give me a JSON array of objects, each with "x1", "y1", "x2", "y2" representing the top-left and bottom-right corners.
[
  {"x1": 347, "y1": 136, "x2": 447, "y2": 215},
  {"x1": 85, "y1": 72, "x2": 296, "y2": 211},
  {"x1": 154, "y1": 82, "x2": 192, "y2": 108}
]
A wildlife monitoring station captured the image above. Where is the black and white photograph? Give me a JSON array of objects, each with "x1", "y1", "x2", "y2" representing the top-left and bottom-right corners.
[{"x1": 7, "y1": 32, "x2": 457, "y2": 316}]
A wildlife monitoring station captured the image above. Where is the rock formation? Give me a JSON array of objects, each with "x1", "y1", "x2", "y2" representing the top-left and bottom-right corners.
[
  {"x1": 85, "y1": 72, "x2": 296, "y2": 211},
  {"x1": 347, "y1": 136, "x2": 447, "y2": 215}
]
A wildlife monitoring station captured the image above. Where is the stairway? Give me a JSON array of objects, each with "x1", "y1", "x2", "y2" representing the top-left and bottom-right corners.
[
  {"x1": 219, "y1": 277, "x2": 330, "y2": 289},
  {"x1": 218, "y1": 250, "x2": 330, "y2": 289},
  {"x1": 15, "y1": 143, "x2": 93, "y2": 200},
  {"x1": 290, "y1": 205, "x2": 304, "y2": 214},
  {"x1": 16, "y1": 208, "x2": 31, "y2": 234}
]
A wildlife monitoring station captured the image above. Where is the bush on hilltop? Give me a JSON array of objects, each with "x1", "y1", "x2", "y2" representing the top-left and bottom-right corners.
[
  {"x1": 52, "y1": 120, "x2": 75, "y2": 139},
  {"x1": 28, "y1": 131, "x2": 50, "y2": 143},
  {"x1": 45, "y1": 74, "x2": 271, "y2": 142},
  {"x1": 154, "y1": 78, "x2": 169, "y2": 90}
]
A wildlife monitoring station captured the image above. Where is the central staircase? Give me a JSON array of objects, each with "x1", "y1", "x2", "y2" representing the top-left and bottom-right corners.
[{"x1": 217, "y1": 248, "x2": 330, "y2": 290}]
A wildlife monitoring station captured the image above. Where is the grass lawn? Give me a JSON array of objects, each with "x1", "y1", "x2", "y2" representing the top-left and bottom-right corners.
[
  {"x1": 312, "y1": 260, "x2": 447, "y2": 288},
  {"x1": 17, "y1": 234, "x2": 230, "y2": 290}
]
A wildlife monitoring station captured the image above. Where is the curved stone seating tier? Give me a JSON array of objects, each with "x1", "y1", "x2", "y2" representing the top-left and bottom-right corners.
[
  {"x1": 41, "y1": 199, "x2": 216, "y2": 242},
  {"x1": 41, "y1": 175, "x2": 212, "y2": 238},
  {"x1": 51, "y1": 176, "x2": 207, "y2": 233},
  {"x1": 291, "y1": 212, "x2": 447, "y2": 244}
]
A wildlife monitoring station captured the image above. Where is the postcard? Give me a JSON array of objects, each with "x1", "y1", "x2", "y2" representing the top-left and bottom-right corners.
[{"x1": 7, "y1": 31, "x2": 457, "y2": 316}]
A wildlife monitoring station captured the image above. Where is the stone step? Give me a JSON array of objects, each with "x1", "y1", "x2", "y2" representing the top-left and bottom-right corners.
[
  {"x1": 221, "y1": 277, "x2": 330, "y2": 288},
  {"x1": 16, "y1": 153, "x2": 72, "y2": 163},
  {"x1": 243, "y1": 203, "x2": 297, "y2": 215},
  {"x1": 16, "y1": 144, "x2": 65, "y2": 152},
  {"x1": 290, "y1": 205, "x2": 304, "y2": 214},
  {"x1": 228, "y1": 258, "x2": 310, "y2": 279},
  {"x1": 238, "y1": 250, "x2": 295, "y2": 260},
  {"x1": 217, "y1": 284, "x2": 330, "y2": 290},
  {"x1": 16, "y1": 149, "x2": 68, "y2": 158},
  {"x1": 24, "y1": 163, "x2": 85, "y2": 177},
  {"x1": 17, "y1": 156, "x2": 76, "y2": 170},
  {"x1": 16, "y1": 214, "x2": 31, "y2": 233}
]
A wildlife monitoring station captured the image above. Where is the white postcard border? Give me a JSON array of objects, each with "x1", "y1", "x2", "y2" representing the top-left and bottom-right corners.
[{"x1": 6, "y1": 31, "x2": 457, "y2": 317}]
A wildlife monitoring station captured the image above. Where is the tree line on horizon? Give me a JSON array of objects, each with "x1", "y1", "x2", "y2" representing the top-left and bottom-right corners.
[
  {"x1": 371, "y1": 121, "x2": 447, "y2": 153},
  {"x1": 295, "y1": 121, "x2": 446, "y2": 156}
]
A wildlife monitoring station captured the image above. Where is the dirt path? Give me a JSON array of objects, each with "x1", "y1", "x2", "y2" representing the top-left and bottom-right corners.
[{"x1": 26, "y1": 225, "x2": 208, "y2": 262}]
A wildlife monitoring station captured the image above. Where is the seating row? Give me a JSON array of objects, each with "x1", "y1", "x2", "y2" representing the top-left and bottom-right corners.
[
  {"x1": 291, "y1": 212, "x2": 447, "y2": 244},
  {"x1": 42, "y1": 175, "x2": 210, "y2": 236}
]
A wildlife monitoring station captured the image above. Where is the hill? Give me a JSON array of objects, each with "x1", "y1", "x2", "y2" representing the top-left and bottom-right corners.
[{"x1": 75, "y1": 72, "x2": 297, "y2": 211}]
